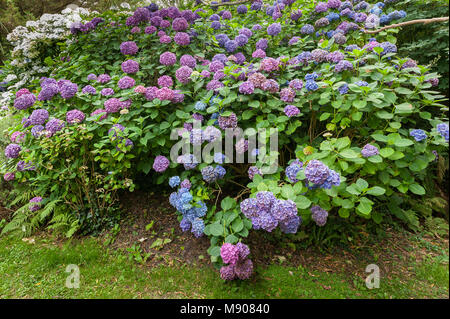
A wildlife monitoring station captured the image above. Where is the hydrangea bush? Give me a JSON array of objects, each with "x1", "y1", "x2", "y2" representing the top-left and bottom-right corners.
[{"x1": 0, "y1": 0, "x2": 448, "y2": 280}]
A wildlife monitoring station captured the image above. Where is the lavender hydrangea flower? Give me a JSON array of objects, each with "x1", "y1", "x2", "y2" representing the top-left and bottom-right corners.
[
  {"x1": 301, "y1": 24, "x2": 314, "y2": 35},
  {"x1": 38, "y1": 84, "x2": 59, "y2": 101},
  {"x1": 118, "y1": 76, "x2": 135, "y2": 89},
  {"x1": 234, "y1": 259, "x2": 253, "y2": 280},
  {"x1": 437, "y1": 123, "x2": 449, "y2": 141},
  {"x1": 66, "y1": 109, "x2": 85, "y2": 124},
  {"x1": 224, "y1": 40, "x2": 238, "y2": 53},
  {"x1": 175, "y1": 66, "x2": 192, "y2": 84},
  {"x1": 180, "y1": 54, "x2": 196, "y2": 68},
  {"x1": 267, "y1": 23, "x2": 281, "y2": 36},
  {"x1": 218, "y1": 113, "x2": 237, "y2": 129},
  {"x1": 237, "y1": 4, "x2": 248, "y2": 14},
  {"x1": 248, "y1": 166, "x2": 262, "y2": 180},
  {"x1": 97, "y1": 74, "x2": 111, "y2": 84},
  {"x1": 5, "y1": 143, "x2": 21, "y2": 158},
  {"x1": 174, "y1": 32, "x2": 190, "y2": 46},
  {"x1": 160, "y1": 52, "x2": 177, "y2": 65},
  {"x1": 121, "y1": 60, "x2": 139, "y2": 74},
  {"x1": 60, "y1": 81, "x2": 78, "y2": 99},
  {"x1": 280, "y1": 88, "x2": 296, "y2": 102},
  {"x1": 29, "y1": 109, "x2": 49, "y2": 125},
  {"x1": 120, "y1": 41, "x2": 139, "y2": 56},
  {"x1": 305, "y1": 160, "x2": 329, "y2": 185},
  {"x1": 220, "y1": 265, "x2": 236, "y2": 280},
  {"x1": 311, "y1": 205, "x2": 328, "y2": 226},
  {"x1": 14, "y1": 94, "x2": 36, "y2": 110},
  {"x1": 45, "y1": 118, "x2": 65, "y2": 134},
  {"x1": 153, "y1": 155, "x2": 170, "y2": 172},
  {"x1": 260, "y1": 57, "x2": 279, "y2": 73},
  {"x1": 104, "y1": 98, "x2": 122, "y2": 113},
  {"x1": 284, "y1": 105, "x2": 300, "y2": 117},
  {"x1": 31, "y1": 125, "x2": 44, "y2": 138},
  {"x1": 29, "y1": 196, "x2": 43, "y2": 212},
  {"x1": 101, "y1": 88, "x2": 114, "y2": 96},
  {"x1": 361, "y1": 144, "x2": 379, "y2": 157},
  {"x1": 285, "y1": 160, "x2": 303, "y2": 183},
  {"x1": 335, "y1": 60, "x2": 353, "y2": 72},
  {"x1": 239, "y1": 81, "x2": 254, "y2": 94}
]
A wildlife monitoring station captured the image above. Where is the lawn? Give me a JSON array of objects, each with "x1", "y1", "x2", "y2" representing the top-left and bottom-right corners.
[{"x1": 0, "y1": 233, "x2": 448, "y2": 299}]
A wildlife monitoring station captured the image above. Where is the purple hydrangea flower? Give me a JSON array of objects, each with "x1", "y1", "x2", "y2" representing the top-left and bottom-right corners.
[
  {"x1": 218, "y1": 113, "x2": 237, "y2": 129},
  {"x1": 101, "y1": 88, "x2": 114, "y2": 96},
  {"x1": 437, "y1": 123, "x2": 449, "y2": 141},
  {"x1": 97, "y1": 74, "x2": 111, "y2": 84},
  {"x1": 175, "y1": 66, "x2": 192, "y2": 84},
  {"x1": 267, "y1": 23, "x2": 281, "y2": 36},
  {"x1": 104, "y1": 98, "x2": 122, "y2": 113},
  {"x1": 280, "y1": 88, "x2": 295, "y2": 102},
  {"x1": 45, "y1": 118, "x2": 65, "y2": 134},
  {"x1": 160, "y1": 52, "x2": 177, "y2": 65},
  {"x1": 220, "y1": 243, "x2": 239, "y2": 265},
  {"x1": 29, "y1": 196, "x2": 43, "y2": 212},
  {"x1": 239, "y1": 81, "x2": 254, "y2": 94},
  {"x1": 311, "y1": 205, "x2": 328, "y2": 226},
  {"x1": 305, "y1": 160, "x2": 329, "y2": 185},
  {"x1": 121, "y1": 60, "x2": 139, "y2": 74},
  {"x1": 14, "y1": 94, "x2": 36, "y2": 110},
  {"x1": 29, "y1": 109, "x2": 49, "y2": 125},
  {"x1": 5, "y1": 143, "x2": 21, "y2": 158},
  {"x1": 153, "y1": 155, "x2": 170, "y2": 172},
  {"x1": 118, "y1": 76, "x2": 135, "y2": 89},
  {"x1": 174, "y1": 32, "x2": 190, "y2": 46},
  {"x1": 284, "y1": 105, "x2": 300, "y2": 117},
  {"x1": 361, "y1": 144, "x2": 379, "y2": 157},
  {"x1": 66, "y1": 109, "x2": 85, "y2": 124},
  {"x1": 285, "y1": 160, "x2": 303, "y2": 183},
  {"x1": 120, "y1": 41, "x2": 138, "y2": 55}
]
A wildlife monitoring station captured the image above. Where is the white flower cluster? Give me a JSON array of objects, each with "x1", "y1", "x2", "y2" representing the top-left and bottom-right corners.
[
  {"x1": 0, "y1": 6, "x2": 92, "y2": 109},
  {"x1": 7, "y1": 7, "x2": 90, "y2": 66}
]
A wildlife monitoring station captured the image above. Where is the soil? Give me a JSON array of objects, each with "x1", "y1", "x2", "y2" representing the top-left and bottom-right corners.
[{"x1": 102, "y1": 190, "x2": 449, "y2": 282}]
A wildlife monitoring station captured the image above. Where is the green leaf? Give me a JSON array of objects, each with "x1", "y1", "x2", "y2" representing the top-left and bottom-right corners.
[
  {"x1": 225, "y1": 234, "x2": 238, "y2": 244},
  {"x1": 231, "y1": 219, "x2": 244, "y2": 233},
  {"x1": 334, "y1": 137, "x2": 351, "y2": 150},
  {"x1": 394, "y1": 138, "x2": 413, "y2": 147},
  {"x1": 366, "y1": 186, "x2": 386, "y2": 196},
  {"x1": 210, "y1": 223, "x2": 223, "y2": 237},
  {"x1": 409, "y1": 183, "x2": 425, "y2": 195},
  {"x1": 221, "y1": 197, "x2": 236, "y2": 211},
  {"x1": 356, "y1": 178, "x2": 369, "y2": 191},
  {"x1": 379, "y1": 148, "x2": 394, "y2": 158},
  {"x1": 339, "y1": 149, "x2": 359, "y2": 159},
  {"x1": 295, "y1": 195, "x2": 311, "y2": 209}
]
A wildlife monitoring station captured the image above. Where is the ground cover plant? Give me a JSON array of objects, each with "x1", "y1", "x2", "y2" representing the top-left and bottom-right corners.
[{"x1": 0, "y1": 0, "x2": 448, "y2": 281}]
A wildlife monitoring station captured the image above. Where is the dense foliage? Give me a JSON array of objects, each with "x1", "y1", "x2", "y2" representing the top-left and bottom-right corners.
[{"x1": 0, "y1": 0, "x2": 448, "y2": 280}]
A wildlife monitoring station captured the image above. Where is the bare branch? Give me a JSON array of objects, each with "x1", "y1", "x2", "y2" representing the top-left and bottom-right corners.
[{"x1": 363, "y1": 17, "x2": 449, "y2": 34}]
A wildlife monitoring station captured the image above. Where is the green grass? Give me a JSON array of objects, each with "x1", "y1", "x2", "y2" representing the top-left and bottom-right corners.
[{"x1": 0, "y1": 235, "x2": 448, "y2": 299}]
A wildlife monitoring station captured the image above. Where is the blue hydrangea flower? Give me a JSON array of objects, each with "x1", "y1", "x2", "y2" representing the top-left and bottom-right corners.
[
  {"x1": 410, "y1": 129, "x2": 427, "y2": 142},
  {"x1": 169, "y1": 176, "x2": 181, "y2": 188}
]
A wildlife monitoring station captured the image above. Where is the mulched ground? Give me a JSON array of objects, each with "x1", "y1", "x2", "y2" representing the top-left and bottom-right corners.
[{"x1": 107, "y1": 190, "x2": 449, "y2": 282}]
